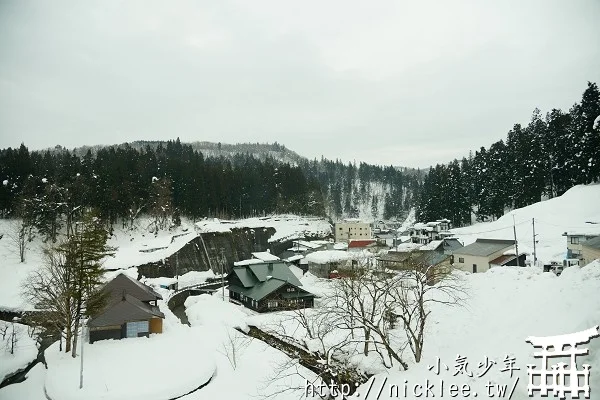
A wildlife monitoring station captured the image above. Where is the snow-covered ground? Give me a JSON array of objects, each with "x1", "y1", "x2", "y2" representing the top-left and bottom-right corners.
[
  {"x1": 0, "y1": 363, "x2": 46, "y2": 400},
  {"x1": 44, "y1": 327, "x2": 216, "y2": 400},
  {"x1": 450, "y1": 184, "x2": 600, "y2": 263},
  {"x1": 195, "y1": 214, "x2": 331, "y2": 243},
  {"x1": 0, "y1": 322, "x2": 38, "y2": 382},
  {"x1": 356, "y1": 262, "x2": 600, "y2": 400}
]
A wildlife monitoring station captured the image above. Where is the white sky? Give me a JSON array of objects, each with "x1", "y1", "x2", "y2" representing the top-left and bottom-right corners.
[{"x1": 1, "y1": 0, "x2": 599, "y2": 168}]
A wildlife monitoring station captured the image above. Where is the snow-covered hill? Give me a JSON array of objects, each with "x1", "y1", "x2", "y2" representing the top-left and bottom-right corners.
[{"x1": 450, "y1": 184, "x2": 600, "y2": 263}]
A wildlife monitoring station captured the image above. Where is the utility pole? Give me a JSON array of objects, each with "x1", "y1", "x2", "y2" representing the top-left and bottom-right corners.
[
  {"x1": 512, "y1": 214, "x2": 520, "y2": 267},
  {"x1": 532, "y1": 218, "x2": 538, "y2": 267},
  {"x1": 219, "y1": 248, "x2": 226, "y2": 301},
  {"x1": 175, "y1": 251, "x2": 179, "y2": 291},
  {"x1": 79, "y1": 320, "x2": 85, "y2": 389}
]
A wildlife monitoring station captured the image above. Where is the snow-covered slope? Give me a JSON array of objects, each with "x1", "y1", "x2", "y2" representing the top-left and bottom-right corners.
[
  {"x1": 357, "y1": 263, "x2": 600, "y2": 400},
  {"x1": 195, "y1": 214, "x2": 331, "y2": 243},
  {"x1": 450, "y1": 184, "x2": 600, "y2": 263}
]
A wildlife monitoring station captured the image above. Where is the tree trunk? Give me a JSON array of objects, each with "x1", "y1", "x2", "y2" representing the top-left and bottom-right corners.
[
  {"x1": 363, "y1": 328, "x2": 370, "y2": 356},
  {"x1": 71, "y1": 317, "x2": 79, "y2": 358}
]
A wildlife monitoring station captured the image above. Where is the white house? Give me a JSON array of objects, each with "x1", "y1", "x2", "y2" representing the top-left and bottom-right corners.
[{"x1": 452, "y1": 239, "x2": 521, "y2": 273}]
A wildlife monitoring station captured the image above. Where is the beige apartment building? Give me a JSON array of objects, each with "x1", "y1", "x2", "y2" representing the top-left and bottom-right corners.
[{"x1": 334, "y1": 219, "x2": 372, "y2": 242}]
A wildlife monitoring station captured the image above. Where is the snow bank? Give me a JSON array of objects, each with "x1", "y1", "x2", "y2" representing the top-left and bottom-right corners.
[
  {"x1": 185, "y1": 294, "x2": 250, "y2": 332},
  {"x1": 44, "y1": 328, "x2": 216, "y2": 400},
  {"x1": 195, "y1": 214, "x2": 331, "y2": 243},
  {"x1": 450, "y1": 184, "x2": 600, "y2": 263}
]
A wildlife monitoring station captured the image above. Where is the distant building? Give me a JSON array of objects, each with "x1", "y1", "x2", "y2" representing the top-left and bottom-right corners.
[
  {"x1": 408, "y1": 219, "x2": 453, "y2": 245},
  {"x1": 335, "y1": 219, "x2": 372, "y2": 242},
  {"x1": 581, "y1": 236, "x2": 600, "y2": 266},
  {"x1": 452, "y1": 239, "x2": 526, "y2": 273},
  {"x1": 88, "y1": 273, "x2": 165, "y2": 343},
  {"x1": 227, "y1": 262, "x2": 315, "y2": 312},
  {"x1": 562, "y1": 232, "x2": 599, "y2": 260},
  {"x1": 348, "y1": 239, "x2": 379, "y2": 252}
]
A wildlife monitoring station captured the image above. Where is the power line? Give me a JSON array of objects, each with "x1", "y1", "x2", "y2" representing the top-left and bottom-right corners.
[{"x1": 449, "y1": 220, "x2": 530, "y2": 235}]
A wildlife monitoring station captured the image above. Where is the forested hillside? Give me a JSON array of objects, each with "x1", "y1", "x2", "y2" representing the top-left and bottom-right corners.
[
  {"x1": 416, "y1": 81, "x2": 600, "y2": 226},
  {"x1": 0, "y1": 140, "x2": 421, "y2": 241},
  {"x1": 66, "y1": 141, "x2": 424, "y2": 221}
]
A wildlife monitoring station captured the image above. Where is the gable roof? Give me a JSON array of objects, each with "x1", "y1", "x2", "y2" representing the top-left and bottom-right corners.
[
  {"x1": 227, "y1": 262, "x2": 310, "y2": 301},
  {"x1": 453, "y1": 239, "x2": 515, "y2": 257},
  {"x1": 103, "y1": 273, "x2": 162, "y2": 302},
  {"x1": 581, "y1": 235, "x2": 600, "y2": 251},
  {"x1": 88, "y1": 293, "x2": 164, "y2": 327}
]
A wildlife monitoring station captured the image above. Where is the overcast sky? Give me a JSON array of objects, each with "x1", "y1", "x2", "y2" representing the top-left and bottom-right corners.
[{"x1": 1, "y1": 0, "x2": 599, "y2": 168}]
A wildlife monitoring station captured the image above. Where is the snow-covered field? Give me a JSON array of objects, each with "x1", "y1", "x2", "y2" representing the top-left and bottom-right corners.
[{"x1": 451, "y1": 184, "x2": 600, "y2": 263}]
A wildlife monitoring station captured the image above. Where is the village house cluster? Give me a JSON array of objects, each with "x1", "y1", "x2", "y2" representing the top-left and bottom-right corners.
[{"x1": 87, "y1": 215, "x2": 600, "y2": 344}]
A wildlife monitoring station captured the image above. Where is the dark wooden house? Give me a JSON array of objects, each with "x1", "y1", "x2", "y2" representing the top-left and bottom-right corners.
[
  {"x1": 227, "y1": 262, "x2": 315, "y2": 312},
  {"x1": 88, "y1": 273, "x2": 165, "y2": 343}
]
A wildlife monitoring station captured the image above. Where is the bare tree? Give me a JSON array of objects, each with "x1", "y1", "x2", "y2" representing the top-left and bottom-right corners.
[
  {"x1": 0, "y1": 321, "x2": 8, "y2": 341},
  {"x1": 22, "y1": 246, "x2": 78, "y2": 354},
  {"x1": 7, "y1": 219, "x2": 28, "y2": 263},
  {"x1": 218, "y1": 328, "x2": 252, "y2": 370},
  {"x1": 388, "y1": 256, "x2": 466, "y2": 363},
  {"x1": 5, "y1": 320, "x2": 21, "y2": 355}
]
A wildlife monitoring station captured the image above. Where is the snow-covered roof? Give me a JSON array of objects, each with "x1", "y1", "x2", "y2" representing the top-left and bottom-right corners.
[
  {"x1": 394, "y1": 242, "x2": 422, "y2": 252},
  {"x1": 420, "y1": 240, "x2": 443, "y2": 251},
  {"x1": 251, "y1": 251, "x2": 280, "y2": 262},
  {"x1": 234, "y1": 259, "x2": 264, "y2": 266},
  {"x1": 285, "y1": 254, "x2": 304, "y2": 262},
  {"x1": 291, "y1": 240, "x2": 325, "y2": 249},
  {"x1": 333, "y1": 242, "x2": 348, "y2": 250},
  {"x1": 304, "y1": 250, "x2": 351, "y2": 264}
]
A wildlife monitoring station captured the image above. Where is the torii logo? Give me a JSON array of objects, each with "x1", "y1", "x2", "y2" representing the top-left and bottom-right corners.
[{"x1": 526, "y1": 325, "x2": 599, "y2": 399}]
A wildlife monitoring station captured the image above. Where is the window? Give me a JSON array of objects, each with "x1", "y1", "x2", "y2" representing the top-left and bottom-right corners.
[
  {"x1": 287, "y1": 287, "x2": 294, "y2": 292},
  {"x1": 126, "y1": 321, "x2": 149, "y2": 338},
  {"x1": 458, "y1": 257, "x2": 464, "y2": 263},
  {"x1": 268, "y1": 301, "x2": 278, "y2": 308},
  {"x1": 570, "y1": 237, "x2": 580, "y2": 245},
  {"x1": 339, "y1": 227, "x2": 343, "y2": 231},
  {"x1": 472, "y1": 264, "x2": 477, "y2": 273}
]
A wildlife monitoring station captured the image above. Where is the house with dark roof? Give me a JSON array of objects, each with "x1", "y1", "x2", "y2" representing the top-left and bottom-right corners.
[
  {"x1": 452, "y1": 239, "x2": 525, "y2": 273},
  {"x1": 88, "y1": 273, "x2": 165, "y2": 343},
  {"x1": 226, "y1": 262, "x2": 315, "y2": 312},
  {"x1": 581, "y1": 236, "x2": 600, "y2": 266}
]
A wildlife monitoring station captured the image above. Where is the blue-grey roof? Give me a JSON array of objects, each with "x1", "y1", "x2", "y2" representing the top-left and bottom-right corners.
[
  {"x1": 453, "y1": 239, "x2": 514, "y2": 257},
  {"x1": 227, "y1": 262, "x2": 308, "y2": 301}
]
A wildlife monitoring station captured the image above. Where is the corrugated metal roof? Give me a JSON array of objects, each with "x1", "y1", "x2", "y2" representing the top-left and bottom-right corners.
[
  {"x1": 582, "y1": 235, "x2": 600, "y2": 250},
  {"x1": 453, "y1": 239, "x2": 514, "y2": 257}
]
